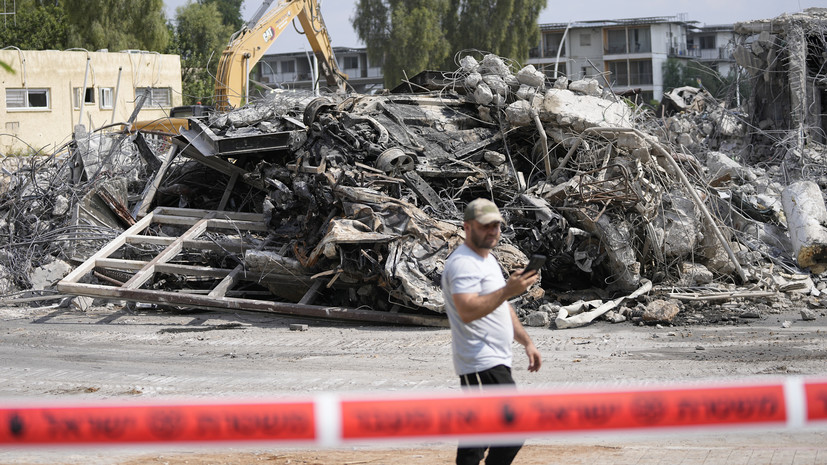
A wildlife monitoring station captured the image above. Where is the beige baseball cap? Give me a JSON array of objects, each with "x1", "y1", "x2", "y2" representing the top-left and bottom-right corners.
[{"x1": 464, "y1": 198, "x2": 505, "y2": 225}]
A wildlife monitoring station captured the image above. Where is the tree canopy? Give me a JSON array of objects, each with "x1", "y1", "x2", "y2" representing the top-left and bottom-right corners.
[
  {"x1": 0, "y1": 0, "x2": 67, "y2": 50},
  {"x1": 200, "y1": 0, "x2": 244, "y2": 31},
  {"x1": 352, "y1": 0, "x2": 546, "y2": 88},
  {"x1": 174, "y1": 2, "x2": 235, "y2": 105},
  {"x1": 62, "y1": 0, "x2": 169, "y2": 52}
]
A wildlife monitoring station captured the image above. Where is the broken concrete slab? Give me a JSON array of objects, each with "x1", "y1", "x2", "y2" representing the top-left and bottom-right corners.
[
  {"x1": 539, "y1": 88, "x2": 632, "y2": 130},
  {"x1": 30, "y1": 259, "x2": 72, "y2": 290},
  {"x1": 781, "y1": 180, "x2": 827, "y2": 273}
]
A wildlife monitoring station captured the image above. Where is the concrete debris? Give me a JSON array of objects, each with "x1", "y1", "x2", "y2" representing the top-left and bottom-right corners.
[
  {"x1": 641, "y1": 299, "x2": 682, "y2": 324},
  {"x1": 3, "y1": 20, "x2": 827, "y2": 328},
  {"x1": 555, "y1": 279, "x2": 652, "y2": 329},
  {"x1": 29, "y1": 259, "x2": 72, "y2": 290},
  {"x1": 781, "y1": 181, "x2": 827, "y2": 273},
  {"x1": 524, "y1": 310, "x2": 550, "y2": 327}
]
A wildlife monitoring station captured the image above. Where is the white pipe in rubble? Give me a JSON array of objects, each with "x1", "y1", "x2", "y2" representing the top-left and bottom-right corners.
[
  {"x1": 551, "y1": 126, "x2": 747, "y2": 283},
  {"x1": 531, "y1": 110, "x2": 551, "y2": 177},
  {"x1": 78, "y1": 56, "x2": 90, "y2": 126},
  {"x1": 110, "y1": 66, "x2": 122, "y2": 126},
  {"x1": 553, "y1": 23, "x2": 571, "y2": 79}
]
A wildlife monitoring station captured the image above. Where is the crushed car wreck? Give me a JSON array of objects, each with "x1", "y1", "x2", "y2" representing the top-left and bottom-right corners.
[{"x1": 3, "y1": 9, "x2": 827, "y2": 329}]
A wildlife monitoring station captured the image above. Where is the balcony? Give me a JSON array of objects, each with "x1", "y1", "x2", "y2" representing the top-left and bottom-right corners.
[
  {"x1": 686, "y1": 47, "x2": 732, "y2": 61},
  {"x1": 668, "y1": 45, "x2": 689, "y2": 57}
]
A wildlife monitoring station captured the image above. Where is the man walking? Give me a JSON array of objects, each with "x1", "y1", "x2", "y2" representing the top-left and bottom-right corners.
[{"x1": 441, "y1": 198, "x2": 542, "y2": 465}]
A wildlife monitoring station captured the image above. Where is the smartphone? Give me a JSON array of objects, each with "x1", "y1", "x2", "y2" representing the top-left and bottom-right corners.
[{"x1": 521, "y1": 254, "x2": 546, "y2": 275}]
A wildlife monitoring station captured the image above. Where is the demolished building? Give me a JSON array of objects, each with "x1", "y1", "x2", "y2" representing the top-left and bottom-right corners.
[
  {"x1": 2, "y1": 13, "x2": 827, "y2": 328},
  {"x1": 733, "y1": 8, "x2": 827, "y2": 157}
]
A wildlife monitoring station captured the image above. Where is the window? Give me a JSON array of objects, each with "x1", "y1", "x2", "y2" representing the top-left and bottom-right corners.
[
  {"x1": 579, "y1": 33, "x2": 591, "y2": 47},
  {"x1": 281, "y1": 60, "x2": 295, "y2": 73},
  {"x1": 344, "y1": 56, "x2": 359, "y2": 70},
  {"x1": 629, "y1": 60, "x2": 653, "y2": 85},
  {"x1": 73, "y1": 87, "x2": 95, "y2": 108},
  {"x1": 543, "y1": 32, "x2": 565, "y2": 57},
  {"x1": 699, "y1": 35, "x2": 715, "y2": 49},
  {"x1": 607, "y1": 61, "x2": 628, "y2": 86},
  {"x1": 134, "y1": 87, "x2": 172, "y2": 107},
  {"x1": 582, "y1": 67, "x2": 590, "y2": 79},
  {"x1": 629, "y1": 27, "x2": 651, "y2": 53},
  {"x1": 259, "y1": 60, "x2": 278, "y2": 81},
  {"x1": 99, "y1": 87, "x2": 114, "y2": 109},
  {"x1": 6, "y1": 88, "x2": 50, "y2": 109},
  {"x1": 606, "y1": 29, "x2": 626, "y2": 54}
]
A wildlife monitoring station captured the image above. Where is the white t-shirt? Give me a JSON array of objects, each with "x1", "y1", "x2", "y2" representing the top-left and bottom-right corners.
[{"x1": 441, "y1": 244, "x2": 514, "y2": 376}]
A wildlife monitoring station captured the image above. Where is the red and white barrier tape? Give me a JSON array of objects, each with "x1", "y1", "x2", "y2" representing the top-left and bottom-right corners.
[{"x1": 2, "y1": 377, "x2": 826, "y2": 446}]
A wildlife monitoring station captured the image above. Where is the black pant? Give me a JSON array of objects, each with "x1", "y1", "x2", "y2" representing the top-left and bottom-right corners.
[{"x1": 456, "y1": 365, "x2": 523, "y2": 465}]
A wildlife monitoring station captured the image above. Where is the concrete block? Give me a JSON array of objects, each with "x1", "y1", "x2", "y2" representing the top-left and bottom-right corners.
[
  {"x1": 71, "y1": 295, "x2": 94, "y2": 311},
  {"x1": 474, "y1": 84, "x2": 493, "y2": 105},
  {"x1": 505, "y1": 100, "x2": 533, "y2": 127},
  {"x1": 516, "y1": 65, "x2": 545, "y2": 87},
  {"x1": 568, "y1": 78, "x2": 602, "y2": 96},
  {"x1": 460, "y1": 55, "x2": 479, "y2": 73},
  {"x1": 540, "y1": 88, "x2": 631, "y2": 129},
  {"x1": 482, "y1": 74, "x2": 508, "y2": 96},
  {"x1": 465, "y1": 72, "x2": 482, "y2": 88},
  {"x1": 29, "y1": 259, "x2": 72, "y2": 290},
  {"x1": 524, "y1": 311, "x2": 550, "y2": 327}
]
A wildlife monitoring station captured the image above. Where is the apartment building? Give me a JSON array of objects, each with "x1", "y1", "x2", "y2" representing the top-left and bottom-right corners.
[
  {"x1": 1, "y1": 49, "x2": 182, "y2": 154},
  {"x1": 528, "y1": 15, "x2": 736, "y2": 103},
  {"x1": 255, "y1": 47, "x2": 383, "y2": 95},
  {"x1": 687, "y1": 24, "x2": 737, "y2": 76}
]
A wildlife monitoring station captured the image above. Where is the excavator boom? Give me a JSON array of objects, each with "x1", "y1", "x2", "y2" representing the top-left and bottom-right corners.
[{"x1": 214, "y1": 0, "x2": 348, "y2": 111}]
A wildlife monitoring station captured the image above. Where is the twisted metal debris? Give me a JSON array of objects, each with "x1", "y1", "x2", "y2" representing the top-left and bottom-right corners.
[{"x1": 3, "y1": 14, "x2": 827, "y2": 326}]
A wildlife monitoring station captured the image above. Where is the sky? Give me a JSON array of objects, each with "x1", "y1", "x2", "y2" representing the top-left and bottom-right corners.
[{"x1": 164, "y1": 0, "x2": 825, "y2": 52}]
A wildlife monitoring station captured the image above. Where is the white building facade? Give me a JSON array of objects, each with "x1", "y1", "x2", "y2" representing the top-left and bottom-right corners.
[
  {"x1": 255, "y1": 47, "x2": 383, "y2": 94},
  {"x1": 528, "y1": 16, "x2": 736, "y2": 103},
  {"x1": 1, "y1": 49, "x2": 182, "y2": 154}
]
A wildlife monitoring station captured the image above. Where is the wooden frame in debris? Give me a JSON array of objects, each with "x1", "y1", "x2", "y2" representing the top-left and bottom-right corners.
[{"x1": 57, "y1": 207, "x2": 448, "y2": 327}]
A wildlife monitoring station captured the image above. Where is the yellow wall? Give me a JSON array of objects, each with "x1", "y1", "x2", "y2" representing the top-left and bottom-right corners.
[{"x1": 0, "y1": 49, "x2": 182, "y2": 154}]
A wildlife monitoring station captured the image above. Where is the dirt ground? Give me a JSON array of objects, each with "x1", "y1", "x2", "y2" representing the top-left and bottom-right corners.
[{"x1": 0, "y1": 301, "x2": 826, "y2": 464}]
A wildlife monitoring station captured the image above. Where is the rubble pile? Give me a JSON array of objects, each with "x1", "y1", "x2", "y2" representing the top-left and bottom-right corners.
[{"x1": 2, "y1": 46, "x2": 827, "y2": 328}]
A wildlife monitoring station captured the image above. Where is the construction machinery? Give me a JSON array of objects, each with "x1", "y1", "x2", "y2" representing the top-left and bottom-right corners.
[
  {"x1": 213, "y1": 0, "x2": 348, "y2": 111},
  {"x1": 129, "y1": 0, "x2": 347, "y2": 134}
]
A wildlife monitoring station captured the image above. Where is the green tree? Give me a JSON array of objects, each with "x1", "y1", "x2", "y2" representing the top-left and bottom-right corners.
[
  {"x1": 200, "y1": 0, "x2": 244, "y2": 31},
  {"x1": 448, "y1": 0, "x2": 545, "y2": 65},
  {"x1": 352, "y1": 0, "x2": 545, "y2": 89},
  {"x1": 62, "y1": 0, "x2": 169, "y2": 52},
  {"x1": 353, "y1": 0, "x2": 451, "y2": 88},
  {"x1": 174, "y1": 2, "x2": 234, "y2": 105},
  {"x1": 661, "y1": 58, "x2": 685, "y2": 91},
  {"x1": 0, "y1": 0, "x2": 67, "y2": 50}
]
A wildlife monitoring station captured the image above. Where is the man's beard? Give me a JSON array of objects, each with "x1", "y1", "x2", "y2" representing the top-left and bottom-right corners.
[{"x1": 470, "y1": 228, "x2": 498, "y2": 250}]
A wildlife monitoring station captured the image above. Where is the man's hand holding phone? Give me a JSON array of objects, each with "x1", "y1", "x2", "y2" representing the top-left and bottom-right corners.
[{"x1": 521, "y1": 254, "x2": 546, "y2": 276}]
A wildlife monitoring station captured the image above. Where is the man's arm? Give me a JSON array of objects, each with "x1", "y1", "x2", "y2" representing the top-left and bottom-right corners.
[
  {"x1": 452, "y1": 271, "x2": 538, "y2": 324},
  {"x1": 511, "y1": 305, "x2": 542, "y2": 372}
]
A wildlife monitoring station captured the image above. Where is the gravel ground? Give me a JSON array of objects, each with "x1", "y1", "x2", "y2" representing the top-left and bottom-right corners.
[{"x1": 0, "y1": 301, "x2": 825, "y2": 464}]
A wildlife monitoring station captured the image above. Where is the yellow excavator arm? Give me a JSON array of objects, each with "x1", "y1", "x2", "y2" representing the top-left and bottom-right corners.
[{"x1": 214, "y1": 0, "x2": 348, "y2": 111}]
